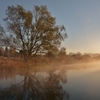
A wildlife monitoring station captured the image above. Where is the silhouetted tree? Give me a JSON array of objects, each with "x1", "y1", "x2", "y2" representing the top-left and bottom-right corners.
[
  {"x1": 0, "y1": 47, "x2": 4, "y2": 56},
  {"x1": 46, "y1": 48, "x2": 59, "y2": 57},
  {"x1": 4, "y1": 47, "x2": 9, "y2": 57},
  {"x1": 3, "y1": 5, "x2": 67, "y2": 61},
  {"x1": 0, "y1": 25, "x2": 11, "y2": 47},
  {"x1": 59, "y1": 47, "x2": 66, "y2": 56},
  {"x1": 9, "y1": 47, "x2": 17, "y2": 57}
]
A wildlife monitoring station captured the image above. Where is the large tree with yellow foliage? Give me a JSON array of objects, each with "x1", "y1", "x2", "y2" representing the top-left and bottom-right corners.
[{"x1": 3, "y1": 5, "x2": 67, "y2": 60}]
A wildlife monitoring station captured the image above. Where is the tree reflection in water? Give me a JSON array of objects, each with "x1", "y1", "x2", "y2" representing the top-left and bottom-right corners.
[{"x1": 0, "y1": 68, "x2": 69, "y2": 100}]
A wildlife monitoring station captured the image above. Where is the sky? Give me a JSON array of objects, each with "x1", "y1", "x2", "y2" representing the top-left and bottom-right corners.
[{"x1": 0, "y1": 0, "x2": 100, "y2": 54}]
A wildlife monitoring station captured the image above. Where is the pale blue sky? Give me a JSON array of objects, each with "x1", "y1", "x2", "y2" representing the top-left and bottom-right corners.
[{"x1": 0, "y1": 0, "x2": 100, "y2": 53}]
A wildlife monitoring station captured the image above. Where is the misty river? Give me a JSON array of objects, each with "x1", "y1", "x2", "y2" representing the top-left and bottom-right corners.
[{"x1": 0, "y1": 62, "x2": 100, "y2": 100}]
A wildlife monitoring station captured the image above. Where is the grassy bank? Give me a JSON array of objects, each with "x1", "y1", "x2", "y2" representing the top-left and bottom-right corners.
[{"x1": 0, "y1": 55, "x2": 100, "y2": 70}]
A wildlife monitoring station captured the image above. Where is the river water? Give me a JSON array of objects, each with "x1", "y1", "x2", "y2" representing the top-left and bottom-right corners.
[{"x1": 0, "y1": 62, "x2": 100, "y2": 100}]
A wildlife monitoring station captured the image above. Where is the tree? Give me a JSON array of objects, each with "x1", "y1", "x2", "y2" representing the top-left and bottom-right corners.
[
  {"x1": 59, "y1": 47, "x2": 66, "y2": 56},
  {"x1": 46, "y1": 47, "x2": 59, "y2": 57},
  {"x1": 4, "y1": 47, "x2": 9, "y2": 57},
  {"x1": 9, "y1": 47, "x2": 17, "y2": 57},
  {"x1": 0, "y1": 25, "x2": 10, "y2": 47},
  {"x1": 0, "y1": 25, "x2": 5, "y2": 46},
  {"x1": 3, "y1": 5, "x2": 67, "y2": 60},
  {"x1": 0, "y1": 47, "x2": 4, "y2": 56}
]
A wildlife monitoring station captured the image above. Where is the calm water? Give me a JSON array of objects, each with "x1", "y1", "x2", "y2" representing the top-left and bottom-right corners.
[{"x1": 0, "y1": 62, "x2": 100, "y2": 100}]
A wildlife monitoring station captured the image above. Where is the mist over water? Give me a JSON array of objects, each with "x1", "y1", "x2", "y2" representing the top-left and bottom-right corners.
[{"x1": 0, "y1": 62, "x2": 100, "y2": 100}]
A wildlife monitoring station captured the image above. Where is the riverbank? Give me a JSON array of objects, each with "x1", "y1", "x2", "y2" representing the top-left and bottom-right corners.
[{"x1": 0, "y1": 56, "x2": 100, "y2": 70}]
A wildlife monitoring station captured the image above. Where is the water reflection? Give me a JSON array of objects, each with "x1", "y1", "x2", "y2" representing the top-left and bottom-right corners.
[{"x1": 0, "y1": 67, "x2": 69, "y2": 100}]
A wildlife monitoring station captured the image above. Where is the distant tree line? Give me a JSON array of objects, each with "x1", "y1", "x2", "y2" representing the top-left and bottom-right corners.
[{"x1": 0, "y1": 46, "x2": 17, "y2": 57}]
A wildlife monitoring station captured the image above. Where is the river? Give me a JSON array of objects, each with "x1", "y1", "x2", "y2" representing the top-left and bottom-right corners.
[{"x1": 0, "y1": 62, "x2": 100, "y2": 100}]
